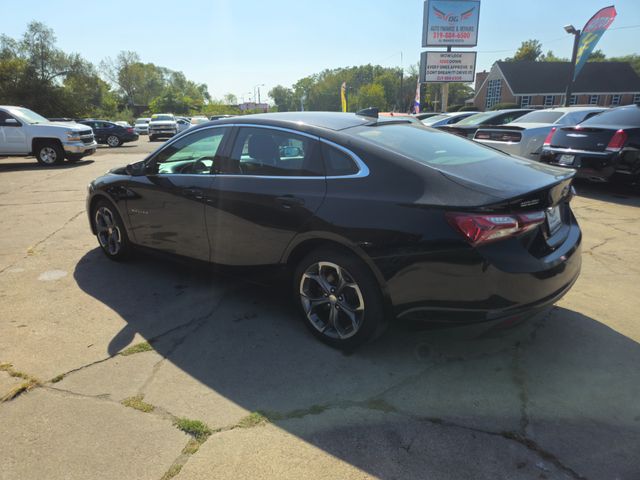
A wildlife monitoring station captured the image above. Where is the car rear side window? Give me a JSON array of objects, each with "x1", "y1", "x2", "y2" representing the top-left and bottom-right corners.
[
  {"x1": 321, "y1": 143, "x2": 358, "y2": 176},
  {"x1": 226, "y1": 127, "x2": 323, "y2": 177}
]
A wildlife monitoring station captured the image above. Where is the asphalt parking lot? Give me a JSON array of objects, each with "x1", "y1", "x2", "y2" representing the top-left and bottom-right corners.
[{"x1": 1, "y1": 139, "x2": 639, "y2": 480}]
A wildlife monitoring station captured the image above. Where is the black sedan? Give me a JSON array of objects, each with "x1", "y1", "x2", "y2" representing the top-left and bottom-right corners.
[
  {"x1": 540, "y1": 104, "x2": 640, "y2": 183},
  {"x1": 86, "y1": 111, "x2": 582, "y2": 348},
  {"x1": 438, "y1": 109, "x2": 532, "y2": 138},
  {"x1": 79, "y1": 119, "x2": 139, "y2": 147}
]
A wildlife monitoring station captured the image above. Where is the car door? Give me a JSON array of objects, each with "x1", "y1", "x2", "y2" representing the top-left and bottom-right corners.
[
  {"x1": 124, "y1": 126, "x2": 230, "y2": 261},
  {"x1": 0, "y1": 111, "x2": 28, "y2": 154},
  {"x1": 204, "y1": 125, "x2": 326, "y2": 266}
]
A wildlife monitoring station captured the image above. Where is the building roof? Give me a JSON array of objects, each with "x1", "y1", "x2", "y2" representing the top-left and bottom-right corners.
[{"x1": 496, "y1": 61, "x2": 640, "y2": 95}]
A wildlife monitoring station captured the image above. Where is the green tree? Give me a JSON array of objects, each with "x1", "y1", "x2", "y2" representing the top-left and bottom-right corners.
[
  {"x1": 355, "y1": 83, "x2": 386, "y2": 110},
  {"x1": 587, "y1": 49, "x2": 606, "y2": 62},
  {"x1": 269, "y1": 85, "x2": 295, "y2": 111},
  {"x1": 223, "y1": 93, "x2": 237, "y2": 105},
  {"x1": 506, "y1": 39, "x2": 543, "y2": 62},
  {"x1": 540, "y1": 50, "x2": 567, "y2": 62}
]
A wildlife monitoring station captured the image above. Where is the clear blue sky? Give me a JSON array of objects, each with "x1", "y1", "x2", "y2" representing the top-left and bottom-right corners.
[{"x1": 2, "y1": 0, "x2": 639, "y2": 102}]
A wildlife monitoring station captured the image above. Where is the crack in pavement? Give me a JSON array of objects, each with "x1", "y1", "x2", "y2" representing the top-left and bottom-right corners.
[{"x1": 0, "y1": 209, "x2": 84, "y2": 274}]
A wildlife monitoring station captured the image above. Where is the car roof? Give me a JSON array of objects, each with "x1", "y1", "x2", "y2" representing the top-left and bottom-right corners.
[
  {"x1": 214, "y1": 112, "x2": 376, "y2": 131},
  {"x1": 535, "y1": 106, "x2": 606, "y2": 113}
]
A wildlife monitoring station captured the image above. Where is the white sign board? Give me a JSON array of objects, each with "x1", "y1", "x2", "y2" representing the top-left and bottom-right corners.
[
  {"x1": 420, "y1": 51, "x2": 477, "y2": 83},
  {"x1": 422, "y1": 0, "x2": 480, "y2": 47}
]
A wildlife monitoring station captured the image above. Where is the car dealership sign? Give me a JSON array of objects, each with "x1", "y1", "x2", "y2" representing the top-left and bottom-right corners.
[
  {"x1": 419, "y1": 51, "x2": 477, "y2": 83},
  {"x1": 422, "y1": 0, "x2": 481, "y2": 47}
]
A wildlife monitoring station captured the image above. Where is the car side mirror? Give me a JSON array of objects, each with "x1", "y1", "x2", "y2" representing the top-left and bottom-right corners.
[
  {"x1": 125, "y1": 161, "x2": 146, "y2": 176},
  {"x1": 5, "y1": 118, "x2": 19, "y2": 126}
]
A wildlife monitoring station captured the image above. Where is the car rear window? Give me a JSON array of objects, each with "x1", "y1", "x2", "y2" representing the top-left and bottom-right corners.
[
  {"x1": 580, "y1": 106, "x2": 640, "y2": 127},
  {"x1": 352, "y1": 123, "x2": 497, "y2": 166},
  {"x1": 321, "y1": 143, "x2": 359, "y2": 176},
  {"x1": 455, "y1": 112, "x2": 496, "y2": 125},
  {"x1": 514, "y1": 111, "x2": 564, "y2": 124}
]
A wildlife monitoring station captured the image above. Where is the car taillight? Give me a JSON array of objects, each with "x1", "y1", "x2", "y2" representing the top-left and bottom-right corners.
[
  {"x1": 127, "y1": 127, "x2": 134, "y2": 133},
  {"x1": 475, "y1": 131, "x2": 491, "y2": 140},
  {"x1": 543, "y1": 127, "x2": 557, "y2": 146},
  {"x1": 500, "y1": 132, "x2": 521, "y2": 142},
  {"x1": 446, "y1": 211, "x2": 546, "y2": 246},
  {"x1": 606, "y1": 129, "x2": 627, "y2": 152}
]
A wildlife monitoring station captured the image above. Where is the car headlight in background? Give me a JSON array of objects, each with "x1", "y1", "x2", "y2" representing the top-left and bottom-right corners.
[{"x1": 66, "y1": 131, "x2": 82, "y2": 142}]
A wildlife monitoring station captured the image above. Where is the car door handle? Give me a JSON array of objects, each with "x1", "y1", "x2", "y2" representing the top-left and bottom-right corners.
[
  {"x1": 182, "y1": 188, "x2": 204, "y2": 199},
  {"x1": 275, "y1": 195, "x2": 304, "y2": 209}
]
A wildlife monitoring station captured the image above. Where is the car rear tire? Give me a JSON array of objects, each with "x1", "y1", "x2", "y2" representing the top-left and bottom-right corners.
[
  {"x1": 107, "y1": 135, "x2": 122, "y2": 147},
  {"x1": 35, "y1": 141, "x2": 64, "y2": 166},
  {"x1": 149, "y1": 135, "x2": 156, "y2": 142},
  {"x1": 92, "y1": 199, "x2": 131, "y2": 261},
  {"x1": 294, "y1": 247, "x2": 387, "y2": 350}
]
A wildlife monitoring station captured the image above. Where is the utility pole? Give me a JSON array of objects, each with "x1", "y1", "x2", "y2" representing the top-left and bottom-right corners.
[{"x1": 399, "y1": 51, "x2": 404, "y2": 112}]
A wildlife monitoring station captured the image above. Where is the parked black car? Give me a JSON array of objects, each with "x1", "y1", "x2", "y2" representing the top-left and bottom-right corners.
[
  {"x1": 540, "y1": 104, "x2": 640, "y2": 183},
  {"x1": 79, "y1": 119, "x2": 139, "y2": 147},
  {"x1": 438, "y1": 109, "x2": 533, "y2": 138},
  {"x1": 86, "y1": 111, "x2": 581, "y2": 348}
]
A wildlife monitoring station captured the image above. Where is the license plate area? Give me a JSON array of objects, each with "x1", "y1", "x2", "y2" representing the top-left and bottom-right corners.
[
  {"x1": 558, "y1": 154, "x2": 575, "y2": 165},
  {"x1": 546, "y1": 205, "x2": 562, "y2": 235}
]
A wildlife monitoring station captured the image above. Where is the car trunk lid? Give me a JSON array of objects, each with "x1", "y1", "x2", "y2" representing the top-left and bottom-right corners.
[{"x1": 551, "y1": 126, "x2": 618, "y2": 152}]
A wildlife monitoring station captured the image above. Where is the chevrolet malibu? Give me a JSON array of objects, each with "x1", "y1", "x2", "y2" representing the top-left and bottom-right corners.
[{"x1": 86, "y1": 111, "x2": 582, "y2": 349}]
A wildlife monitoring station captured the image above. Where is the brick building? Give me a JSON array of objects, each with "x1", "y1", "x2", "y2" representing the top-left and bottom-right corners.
[{"x1": 472, "y1": 61, "x2": 640, "y2": 110}]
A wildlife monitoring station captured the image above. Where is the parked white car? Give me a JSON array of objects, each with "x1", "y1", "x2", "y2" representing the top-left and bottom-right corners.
[
  {"x1": 0, "y1": 106, "x2": 97, "y2": 165},
  {"x1": 190, "y1": 116, "x2": 209, "y2": 127},
  {"x1": 134, "y1": 117, "x2": 150, "y2": 135},
  {"x1": 176, "y1": 117, "x2": 190, "y2": 133},
  {"x1": 148, "y1": 113, "x2": 178, "y2": 141},
  {"x1": 473, "y1": 107, "x2": 606, "y2": 160}
]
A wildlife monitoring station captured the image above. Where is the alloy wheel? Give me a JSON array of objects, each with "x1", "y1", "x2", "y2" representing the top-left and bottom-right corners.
[
  {"x1": 107, "y1": 135, "x2": 120, "y2": 147},
  {"x1": 299, "y1": 261, "x2": 365, "y2": 339},
  {"x1": 95, "y1": 206, "x2": 122, "y2": 256},
  {"x1": 39, "y1": 147, "x2": 58, "y2": 164}
]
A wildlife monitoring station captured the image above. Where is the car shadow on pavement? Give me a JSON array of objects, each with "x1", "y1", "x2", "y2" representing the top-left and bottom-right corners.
[
  {"x1": 0, "y1": 159, "x2": 95, "y2": 172},
  {"x1": 574, "y1": 179, "x2": 640, "y2": 207},
  {"x1": 73, "y1": 248, "x2": 640, "y2": 479}
]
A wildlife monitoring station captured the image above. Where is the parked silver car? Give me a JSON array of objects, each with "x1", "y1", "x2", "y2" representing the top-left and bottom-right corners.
[
  {"x1": 134, "y1": 118, "x2": 150, "y2": 135},
  {"x1": 473, "y1": 107, "x2": 606, "y2": 160},
  {"x1": 421, "y1": 111, "x2": 480, "y2": 127}
]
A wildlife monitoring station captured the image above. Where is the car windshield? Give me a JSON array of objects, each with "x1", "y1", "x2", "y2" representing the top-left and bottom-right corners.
[
  {"x1": 580, "y1": 106, "x2": 640, "y2": 127},
  {"x1": 135, "y1": 119, "x2": 149, "y2": 124},
  {"x1": 515, "y1": 110, "x2": 564, "y2": 124},
  {"x1": 455, "y1": 112, "x2": 498, "y2": 126},
  {"x1": 152, "y1": 115, "x2": 174, "y2": 121},
  {"x1": 421, "y1": 114, "x2": 451, "y2": 125},
  {"x1": 7, "y1": 107, "x2": 50, "y2": 124},
  {"x1": 352, "y1": 123, "x2": 498, "y2": 167}
]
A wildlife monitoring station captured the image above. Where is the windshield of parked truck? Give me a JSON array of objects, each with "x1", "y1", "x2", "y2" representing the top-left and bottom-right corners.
[
  {"x1": 7, "y1": 107, "x2": 50, "y2": 124},
  {"x1": 152, "y1": 115, "x2": 174, "y2": 121},
  {"x1": 135, "y1": 118, "x2": 150, "y2": 124}
]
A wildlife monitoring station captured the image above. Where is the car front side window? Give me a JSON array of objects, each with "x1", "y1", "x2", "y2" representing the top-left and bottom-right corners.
[
  {"x1": 151, "y1": 127, "x2": 229, "y2": 175},
  {"x1": 226, "y1": 127, "x2": 323, "y2": 177}
]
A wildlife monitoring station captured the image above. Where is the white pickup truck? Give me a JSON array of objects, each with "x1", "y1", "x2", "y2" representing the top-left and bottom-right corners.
[{"x1": 0, "y1": 106, "x2": 97, "y2": 166}]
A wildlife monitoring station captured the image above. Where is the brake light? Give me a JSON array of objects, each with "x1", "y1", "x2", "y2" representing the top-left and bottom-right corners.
[
  {"x1": 606, "y1": 129, "x2": 627, "y2": 152},
  {"x1": 446, "y1": 211, "x2": 546, "y2": 246},
  {"x1": 475, "y1": 131, "x2": 491, "y2": 140},
  {"x1": 543, "y1": 127, "x2": 557, "y2": 146},
  {"x1": 127, "y1": 127, "x2": 134, "y2": 134}
]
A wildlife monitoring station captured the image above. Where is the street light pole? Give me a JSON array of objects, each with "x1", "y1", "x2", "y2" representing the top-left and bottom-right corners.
[
  {"x1": 254, "y1": 83, "x2": 265, "y2": 106},
  {"x1": 564, "y1": 25, "x2": 581, "y2": 107}
]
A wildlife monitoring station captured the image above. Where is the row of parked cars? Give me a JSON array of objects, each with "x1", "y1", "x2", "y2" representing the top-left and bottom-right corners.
[
  {"x1": 420, "y1": 105, "x2": 640, "y2": 184},
  {"x1": 134, "y1": 114, "x2": 235, "y2": 141}
]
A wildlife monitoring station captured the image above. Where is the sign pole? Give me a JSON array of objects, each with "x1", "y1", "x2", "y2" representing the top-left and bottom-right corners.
[{"x1": 564, "y1": 30, "x2": 581, "y2": 107}]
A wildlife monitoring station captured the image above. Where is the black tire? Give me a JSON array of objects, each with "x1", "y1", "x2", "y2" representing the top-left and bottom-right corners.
[
  {"x1": 106, "y1": 135, "x2": 122, "y2": 147},
  {"x1": 91, "y1": 199, "x2": 131, "y2": 261},
  {"x1": 149, "y1": 135, "x2": 156, "y2": 142},
  {"x1": 293, "y1": 247, "x2": 387, "y2": 350},
  {"x1": 34, "y1": 141, "x2": 64, "y2": 166}
]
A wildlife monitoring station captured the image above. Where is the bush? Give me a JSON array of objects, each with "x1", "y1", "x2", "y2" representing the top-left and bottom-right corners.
[
  {"x1": 446, "y1": 104, "x2": 463, "y2": 112},
  {"x1": 459, "y1": 105, "x2": 479, "y2": 111},
  {"x1": 490, "y1": 103, "x2": 519, "y2": 111}
]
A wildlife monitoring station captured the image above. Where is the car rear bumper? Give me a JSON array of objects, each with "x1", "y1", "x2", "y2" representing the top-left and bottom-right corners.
[
  {"x1": 149, "y1": 130, "x2": 177, "y2": 137},
  {"x1": 375, "y1": 213, "x2": 582, "y2": 323},
  {"x1": 540, "y1": 147, "x2": 618, "y2": 181}
]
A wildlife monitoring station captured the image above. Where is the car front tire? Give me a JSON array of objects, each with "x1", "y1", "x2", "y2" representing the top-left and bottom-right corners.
[
  {"x1": 294, "y1": 247, "x2": 387, "y2": 350},
  {"x1": 107, "y1": 135, "x2": 122, "y2": 147},
  {"x1": 35, "y1": 141, "x2": 64, "y2": 166},
  {"x1": 92, "y1": 199, "x2": 131, "y2": 261}
]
